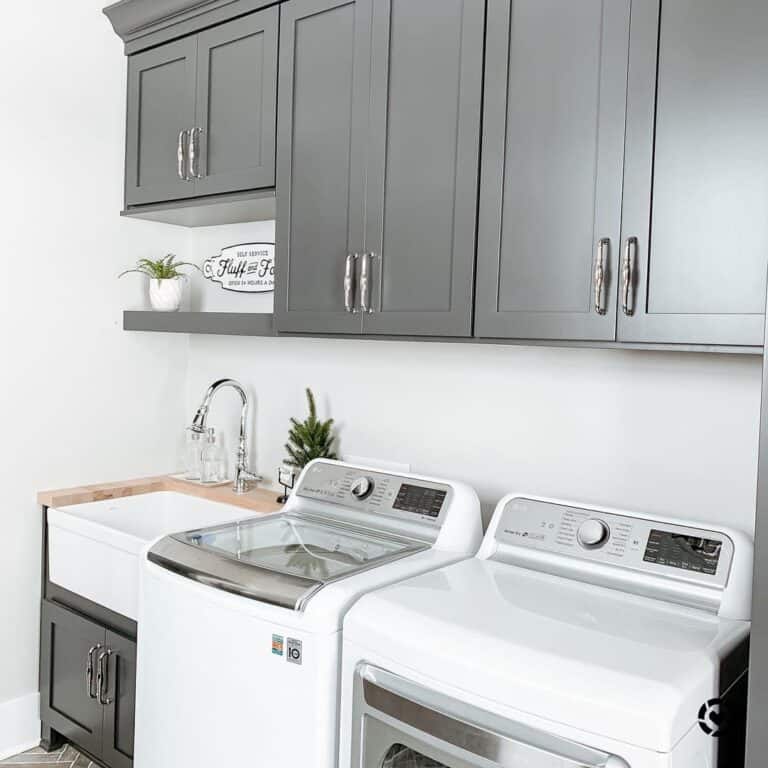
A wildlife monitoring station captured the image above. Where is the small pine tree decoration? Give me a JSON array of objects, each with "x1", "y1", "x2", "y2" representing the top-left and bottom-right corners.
[{"x1": 284, "y1": 388, "x2": 338, "y2": 469}]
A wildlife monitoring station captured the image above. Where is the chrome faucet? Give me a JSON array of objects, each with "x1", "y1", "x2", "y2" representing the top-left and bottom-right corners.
[{"x1": 190, "y1": 379, "x2": 262, "y2": 494}]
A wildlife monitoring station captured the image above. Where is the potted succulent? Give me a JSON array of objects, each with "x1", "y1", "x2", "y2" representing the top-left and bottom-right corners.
[{"x1": 119, "y1": 254, "x2": 200, "y2": 312}]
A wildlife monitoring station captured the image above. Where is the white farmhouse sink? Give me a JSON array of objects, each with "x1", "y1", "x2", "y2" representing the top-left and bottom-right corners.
[{"x1": 48, "y1": 491, "x2": 253, "y2": 620}]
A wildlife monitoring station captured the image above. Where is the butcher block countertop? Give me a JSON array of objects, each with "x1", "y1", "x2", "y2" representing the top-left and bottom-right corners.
[{"x1": 38, "y1": 475, "x2": 282, "y2": 515}]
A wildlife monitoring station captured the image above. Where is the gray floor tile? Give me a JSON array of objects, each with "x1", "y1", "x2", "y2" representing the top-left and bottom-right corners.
[{"x1": 0, "y1": 743, "x2": 93, "y2": 767}]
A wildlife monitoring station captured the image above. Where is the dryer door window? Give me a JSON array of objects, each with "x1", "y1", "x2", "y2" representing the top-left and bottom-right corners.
[{"x1": 382, "y1": 745, "x2": 447, "y2": 768}]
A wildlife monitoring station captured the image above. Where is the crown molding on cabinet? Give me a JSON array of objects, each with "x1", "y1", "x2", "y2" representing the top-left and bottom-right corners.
[{"x1": 103, "y1": 0, "x2": 276, "y2": 54}]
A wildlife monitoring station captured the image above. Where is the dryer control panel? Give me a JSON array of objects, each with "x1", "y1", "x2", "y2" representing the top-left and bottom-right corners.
[
  {"x1": 493, "y1": 497, "x2": 734, "y2": 589},
  {"x1": 297, "y1": 462, "x2": 450, "y2": 526}
]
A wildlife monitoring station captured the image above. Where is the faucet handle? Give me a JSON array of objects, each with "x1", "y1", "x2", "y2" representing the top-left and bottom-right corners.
[{"x1": 234, "y1": 468, "x2": 263, "y2": 495}]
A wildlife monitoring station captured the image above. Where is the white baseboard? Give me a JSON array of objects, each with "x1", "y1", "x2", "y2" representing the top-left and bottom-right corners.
[{"x1": 0, "y1": 692, "x2": 40, "y2": 761}]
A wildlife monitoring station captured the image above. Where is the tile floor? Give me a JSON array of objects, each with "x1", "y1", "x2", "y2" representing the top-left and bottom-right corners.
[{"x1": 0, "y1": 745, "x2": 97, "y2": 767}]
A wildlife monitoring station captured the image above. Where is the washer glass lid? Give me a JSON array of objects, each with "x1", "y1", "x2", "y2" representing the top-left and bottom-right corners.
[{"x1": 177, "y1": 514, "x2": 420, "y2": 582}]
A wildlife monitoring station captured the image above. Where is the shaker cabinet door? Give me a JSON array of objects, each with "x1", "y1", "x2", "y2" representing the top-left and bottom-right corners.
[
  {"x1": 275, "y1": 0, "x2": 371, "y2": 334},
  {"x1": 40, "y1": 601, "x2": 105, "y2": 758},
  {"x1": 193, "y1": 8, "x2": 279, "y2": 197},
  {"x1": 475, "y1": 0, "x2": 630, "y2": 341},
  {"x1": 125, "y1": 37, "x2": 197, "y2": 206},
  {"x1": 618, "y1": 0, "x2": 768, "y2": 346},
  {"x1": 360, "y1": 0, "x2": 484, "y2": 337},
  {"x1": 101, "y1": 631, "x2": 138, "y2": 768}
]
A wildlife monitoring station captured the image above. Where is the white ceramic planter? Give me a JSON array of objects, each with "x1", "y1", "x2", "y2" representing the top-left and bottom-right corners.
[{"x1": 149, "y1": 277, "x2": 184, "y2": 312}]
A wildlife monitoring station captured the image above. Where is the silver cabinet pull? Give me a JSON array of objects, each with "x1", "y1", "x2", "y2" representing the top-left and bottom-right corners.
[
  {"x1": 96, "y1": 649, "x2": 114, "y2": 706},
  {"x1": 359, "y1": 253, "x2": 373, "y2": 314},
  {"x1": 622, "y1": 237, "x2": 638, "y2": 316},
  {"x1": 177, "y1": 130, "x2": 190, "y2": 181},
  {"x1": 85, "y1": 644, "x2": 102, "y2": 700},
  {"x1": 593, "y1": 238, "x2": 609, "y2": 315},
  {"x1": 188, "y1": 127, "x2": 203, "y2": 180},
  {"x1": 344, "y1": 254, "x2": 358, "y2": 313}
]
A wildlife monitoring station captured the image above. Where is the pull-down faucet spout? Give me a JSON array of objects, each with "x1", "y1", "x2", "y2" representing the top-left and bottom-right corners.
[{"x1": 190, "y1": 379, "x2": 261, "y2": 494}]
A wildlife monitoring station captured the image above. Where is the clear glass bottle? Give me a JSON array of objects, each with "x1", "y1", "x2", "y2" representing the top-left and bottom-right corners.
[
  {"x1": 201, "y1": 427, "x2": 227, "y2": 484},
  {"x1": 184, "y1": 430, "x2": 203, "y2": 481}
]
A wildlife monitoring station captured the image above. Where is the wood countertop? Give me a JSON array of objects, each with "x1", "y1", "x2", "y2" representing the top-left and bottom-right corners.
[{"x1": 38, "y1": 475, "x2": 283, "y2": 515}]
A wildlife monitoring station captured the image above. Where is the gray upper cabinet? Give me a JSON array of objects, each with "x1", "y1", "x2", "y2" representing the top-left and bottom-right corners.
[
  {"x1": 618, "y1": 0, "x2": 768, "y2": 346},
  {"x1": 125, "y1": 37, "x2": 197, "y2": 206},
  {"x1": 361, "y1": 0, "x2": 484, "y2": 337},
  {"x1": 193, "y1": 9, "x2": 278, "y2": 197},
  {"x1": 275, "y1": 0, "x2": 372, "y2": 335},
  {"x1": 276, "y1": 0, "x2": 484, "y2": 337},
  {"x1": 475, "y1": 0, "x2": 631, "y2": 341},
  {"x1": 124, "y1": 7, "x2": 278, "y2": 208}
]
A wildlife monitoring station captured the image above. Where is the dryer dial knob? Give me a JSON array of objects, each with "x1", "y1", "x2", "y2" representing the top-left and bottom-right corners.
[
  {"x1": 350, "y1": 477, "x2": 374, "y2": 500},
  {"x1": 577, "y1": 519, "x2": 610, "y2": 549}
]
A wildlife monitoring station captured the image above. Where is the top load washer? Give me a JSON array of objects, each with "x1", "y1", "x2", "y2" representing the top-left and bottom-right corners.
[
  {"x1": 340, "y1": 493, "x2": 753, "y2": 768},
  {"x1": 134, "y1": 459, "x2": 482, "y2": 768}
]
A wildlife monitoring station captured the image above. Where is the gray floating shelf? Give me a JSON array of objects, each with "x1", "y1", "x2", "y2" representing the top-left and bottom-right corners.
[{"x1": 123, "y1": 311, "x2": 275, "y2": 336}]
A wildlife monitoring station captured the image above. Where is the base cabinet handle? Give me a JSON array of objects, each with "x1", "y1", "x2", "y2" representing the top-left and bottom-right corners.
[
  {"x1": 85, "y1": 644, "x2": 102, "y2": 700},
  {"x1": 96, "y1": 649, "x2": 114, "y2": 706}
]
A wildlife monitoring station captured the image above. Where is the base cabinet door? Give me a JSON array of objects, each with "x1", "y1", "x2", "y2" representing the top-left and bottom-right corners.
[
  {"x1": 192, "y1": 8, "x2": 279, "y2": 197},
  {"x1": 360, "y1": 0, "x2": 484, "y2": 337},
  {"x1": 101, "y1": 631, "x2": 137, "y2": 768},
  {"x1": 619, "y1": 0, "x2": 768, "y2": 346},
  {"x1": 475, "y1": 0, "x2": 630, "y2": 341},
  {"x1": 275, "y1": 0, "x2": 371, "y2": 334},
  {"x1": 125, "y1": 37, "x2": 197, "y2": 206},
  {"x1": 40, "y1": 601, "x2": 105, "y2": 757}
]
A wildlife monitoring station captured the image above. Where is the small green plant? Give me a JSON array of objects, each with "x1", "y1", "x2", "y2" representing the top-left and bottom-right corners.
[
  {"x1": 119, "y1": 254, "x2": 200, "y2": 280},
  {"x1": 285, "y1": 388, "x2": 338, "y2": 469}
]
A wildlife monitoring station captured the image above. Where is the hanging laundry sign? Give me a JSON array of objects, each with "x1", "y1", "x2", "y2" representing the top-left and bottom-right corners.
[{"x1": 203, "y1": 242, "x2": 275, "y2": 293}]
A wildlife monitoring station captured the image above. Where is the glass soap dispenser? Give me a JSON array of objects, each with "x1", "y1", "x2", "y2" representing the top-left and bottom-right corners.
[
  {"x1": 184, "y1": 430, "x2": 203, "y2": 481},
  {"x1": 201, "y1": 427, "x2": 227, "y2": 484}
]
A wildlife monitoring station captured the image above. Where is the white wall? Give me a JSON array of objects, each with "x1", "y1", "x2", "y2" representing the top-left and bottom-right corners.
[
  {"x1": 0, "y1": 0, "x2": 188, "y2": 752},
  {"x1": 187, "y1": 335, "x2": 762, "y2": 532}
]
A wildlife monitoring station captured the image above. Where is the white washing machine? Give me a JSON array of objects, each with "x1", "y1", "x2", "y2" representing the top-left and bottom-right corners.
[
  {"x1": 134, "y1": 460, "x2": 482, "y2": 768},
  {"x1": 340, "y1": 493, "x2": 753, "y2": 768}
]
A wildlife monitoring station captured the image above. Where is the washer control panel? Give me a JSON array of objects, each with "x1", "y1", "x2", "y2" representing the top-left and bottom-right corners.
[
  {"x1": 297, "y1": 462, "x2": 450, "y2": 525},
  {"x1": 494, "y1": 497, "x2": 733, "y2": 588}
]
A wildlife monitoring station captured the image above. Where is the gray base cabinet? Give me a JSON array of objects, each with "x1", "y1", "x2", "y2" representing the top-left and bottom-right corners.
[
  {"x1": 276, "y1": 0, "x2": 485, "y2": 337},
  {"x1": 40, "y1": 600, "x2": 136, "y2": 768},
  {"x1": 125, "y1": 6, "x2": 278, "y2": 207}
]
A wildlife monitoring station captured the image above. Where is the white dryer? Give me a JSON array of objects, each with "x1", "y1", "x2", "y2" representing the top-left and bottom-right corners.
[
  {"x1": 340, "y1": 493, "x2": 753, "y2": 768},
  {"x1": 134, "y1": 460, "x2": 482, "y2": 768}
]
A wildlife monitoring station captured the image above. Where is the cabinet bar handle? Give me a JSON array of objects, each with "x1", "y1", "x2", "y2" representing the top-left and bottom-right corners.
[
  {"x1": 360, "y1": 253, "x2": 373, "y2": 314},
  {"x1": 177, "y1": 130, "x2": 189, "y2": 181},
  {"x1": 85, "y1": 644, "x2": 102, "y2": 700},
  {"x1": 344, "y1": 254, "x2": 358, "y2": 313},
  {"x1": 96, "y1": 649, "x2": 114, "y2": 706},
  {"x1": 188, "y1": 127, "x2": 203, "y2": 180},
  {"x1": 622, "y1": 237, "x2": 638, "y2": 316},
  {"x1": 593, "y1": 238, "x2": 609, "y2": 315}
]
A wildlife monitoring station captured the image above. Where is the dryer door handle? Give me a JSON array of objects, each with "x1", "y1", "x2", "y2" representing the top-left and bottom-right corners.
[{"x1": 357, "y1": 664, "x2": 629, "y2": 768}]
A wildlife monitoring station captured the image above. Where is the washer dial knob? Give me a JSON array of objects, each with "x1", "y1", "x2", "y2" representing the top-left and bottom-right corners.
[
  {"x1": 577, "y1": 519, "x2": 610, "y2": 549},
  {"x1": 350, "y1": 477, "x2": 374, "y2": 500}
]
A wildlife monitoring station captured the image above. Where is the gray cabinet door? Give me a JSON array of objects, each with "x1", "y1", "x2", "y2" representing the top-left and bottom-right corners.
[
  {"x1": 125, "y1": 37, "x2": 197, "y2": 206},
  {"x1": 360, "y1": 0, "x2": 484, "y2": 337},
  {"x1": 618, "y1": 0, "x2": 768, "y2": 346},
  {"x1": 40, "y1": 601, "x2": 105, "y2": 758},
  {"x1": 275, "y1": 0, "x2": 372, "y2": 334},
  {"x1": 475, "y1": 0, "x2": 631, "y2": 341},
  {"x1": 101, "y1": 631, "x2": 137, "y2": 768},
  {"x1": 193, "y1": 8, "x2": 279, "y2": 197}
]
